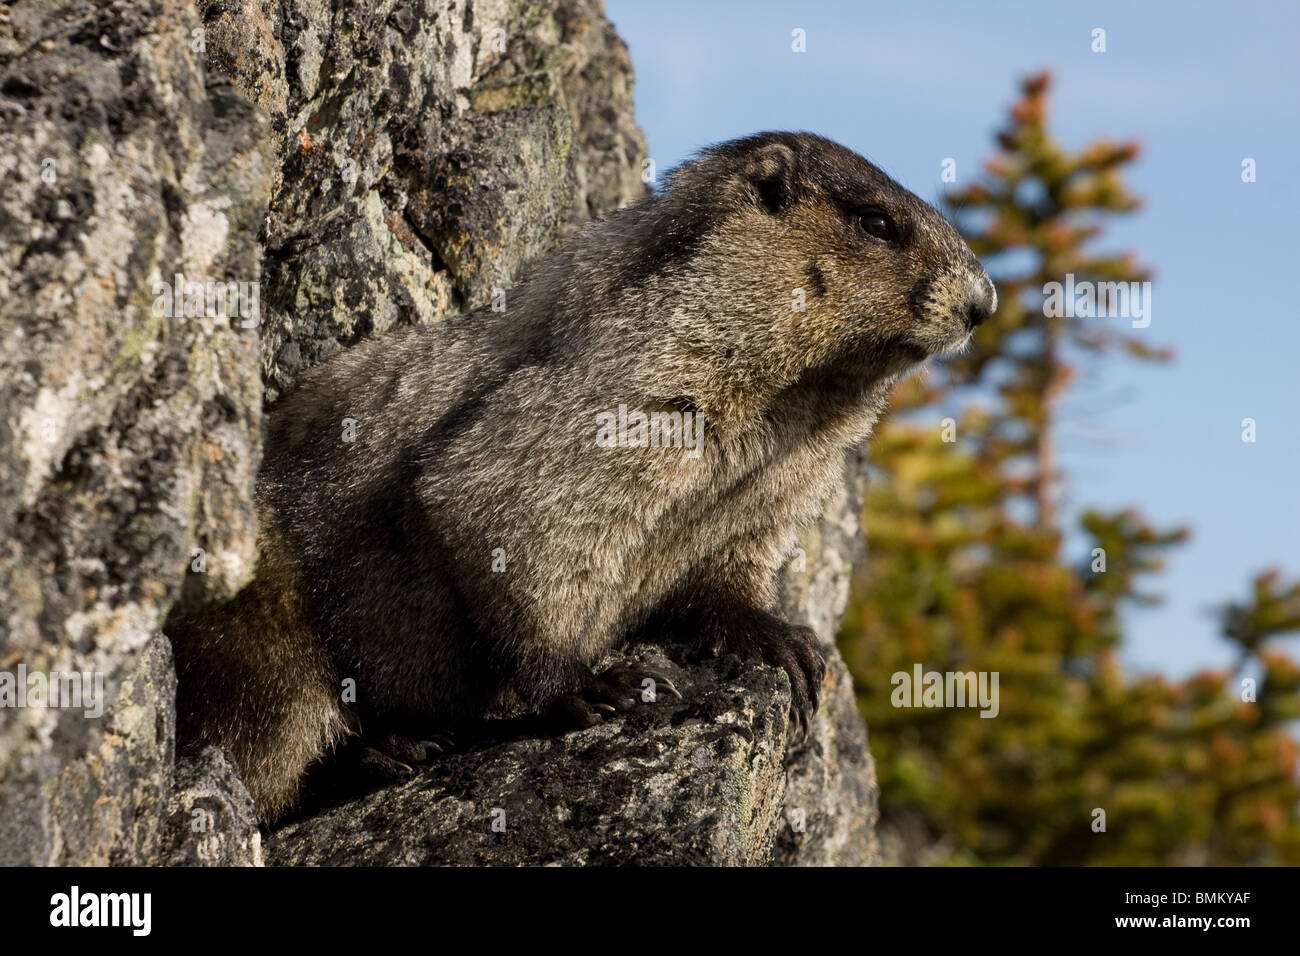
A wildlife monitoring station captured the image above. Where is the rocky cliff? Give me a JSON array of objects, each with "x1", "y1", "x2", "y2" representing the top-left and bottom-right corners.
[{"x1": 0, "y1": 0, "x2": 877, "y2": 866}]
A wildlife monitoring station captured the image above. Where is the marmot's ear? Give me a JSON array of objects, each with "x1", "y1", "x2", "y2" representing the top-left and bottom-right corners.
[{"x1": 742, "y1": 141, "x2": 798, "y2": 213}]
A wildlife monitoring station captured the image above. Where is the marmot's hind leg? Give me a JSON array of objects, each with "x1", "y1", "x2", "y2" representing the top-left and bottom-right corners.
[{"x1": 169, "y1": 527, "x2": 349, "y2": 824}]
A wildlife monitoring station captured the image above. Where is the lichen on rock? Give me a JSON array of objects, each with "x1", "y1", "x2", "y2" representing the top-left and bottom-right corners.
[
  {"x1": 0, "y1": 0, "x2": 270, "y2": 865},
  {"x1": 1, "y1": 0, "x2": 878, "y2": 866}
]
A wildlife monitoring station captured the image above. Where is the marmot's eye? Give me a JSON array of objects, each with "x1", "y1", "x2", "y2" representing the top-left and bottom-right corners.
[{"x1": 854, "y1": 207, "x2": 897, "y2": 242}]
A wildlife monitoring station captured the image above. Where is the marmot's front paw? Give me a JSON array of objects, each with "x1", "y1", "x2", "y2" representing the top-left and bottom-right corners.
[
  {"x1": 547, "y1": 663, "x2": 682, "y2": 729},
  {"x1": 722, "y1": 616, "x2": 826, "y2": 742}
]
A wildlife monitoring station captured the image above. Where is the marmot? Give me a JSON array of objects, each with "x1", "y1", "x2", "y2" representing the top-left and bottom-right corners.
[{"x1": 167, "y1": 131, "x2": 995, "y2": 822}]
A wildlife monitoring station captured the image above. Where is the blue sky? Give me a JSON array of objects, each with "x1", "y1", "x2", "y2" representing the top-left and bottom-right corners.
[{"x1": 605, "y1": 0, "x2": 1300, "y2": 677}]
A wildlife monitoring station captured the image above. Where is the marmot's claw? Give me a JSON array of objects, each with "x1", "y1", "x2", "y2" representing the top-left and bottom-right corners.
[
  {"x1": 594, "y1": 662, "x2": 684, "y2": 706},
  {"x1": 790, "y1": 694, "x2": 817, "y2": 746},
  {"x1": 373, "y1": 730, "x2": 451, "y2": 764},
  {"x1": 358, "y1": 745, "x2": 414, "y2": 780},
  {"x1": 721, "y1": 616, "x2": 824, "y2": 743},
  {"x1": 548, "y1": 692, "x2": 607, "y2": 729},
  {"x1": 549, "y1": 662, "x2": 685, "y2": 730}
]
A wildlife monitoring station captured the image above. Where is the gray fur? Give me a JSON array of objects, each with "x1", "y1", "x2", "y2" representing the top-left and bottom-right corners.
[{"x1": 167, "y1": 132, "x2": 995, "y2": 821}]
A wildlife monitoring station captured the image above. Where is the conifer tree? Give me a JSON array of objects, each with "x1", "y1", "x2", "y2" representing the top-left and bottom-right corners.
[{"x1": 839, "y1": 72, "x2": 1300, "y2": 865}]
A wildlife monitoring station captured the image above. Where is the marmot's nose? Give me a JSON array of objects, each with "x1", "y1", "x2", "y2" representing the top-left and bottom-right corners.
[{"x1": 964, "y1": 277, "x2": 997, "y2": 329}]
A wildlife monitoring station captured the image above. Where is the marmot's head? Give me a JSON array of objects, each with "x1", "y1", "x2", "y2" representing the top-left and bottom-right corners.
[{"x1": 626, "y1": 132, "x2": 995, "y2": 402}]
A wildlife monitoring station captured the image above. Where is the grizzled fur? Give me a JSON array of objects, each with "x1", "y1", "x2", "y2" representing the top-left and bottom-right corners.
[{"x1": 168, "y1": 132, "x2": 995, "y2": 822}]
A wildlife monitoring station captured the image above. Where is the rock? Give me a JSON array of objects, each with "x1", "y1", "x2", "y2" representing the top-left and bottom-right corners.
[
  {"x1": 194, "y1": 0, "x2": 649, "y2": 401},
  {"x1": 22, "y1": 634, "x2": 178, "y2": 867},
  {"x1": 162, "y1": 747, "x2": 263, "y2": 866},
  {"x1": 776, "y1": 447, "x2": 880, "y2": 866},
  {"x1": 1, "y1": 0, "x2": 878, "y2": 867},
  {"x1": 270, "y1": 643, "x2": 788, "y2": 866},
  {"x1": 0, "y1": 0, "x2": 271, "y2": 865}
]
